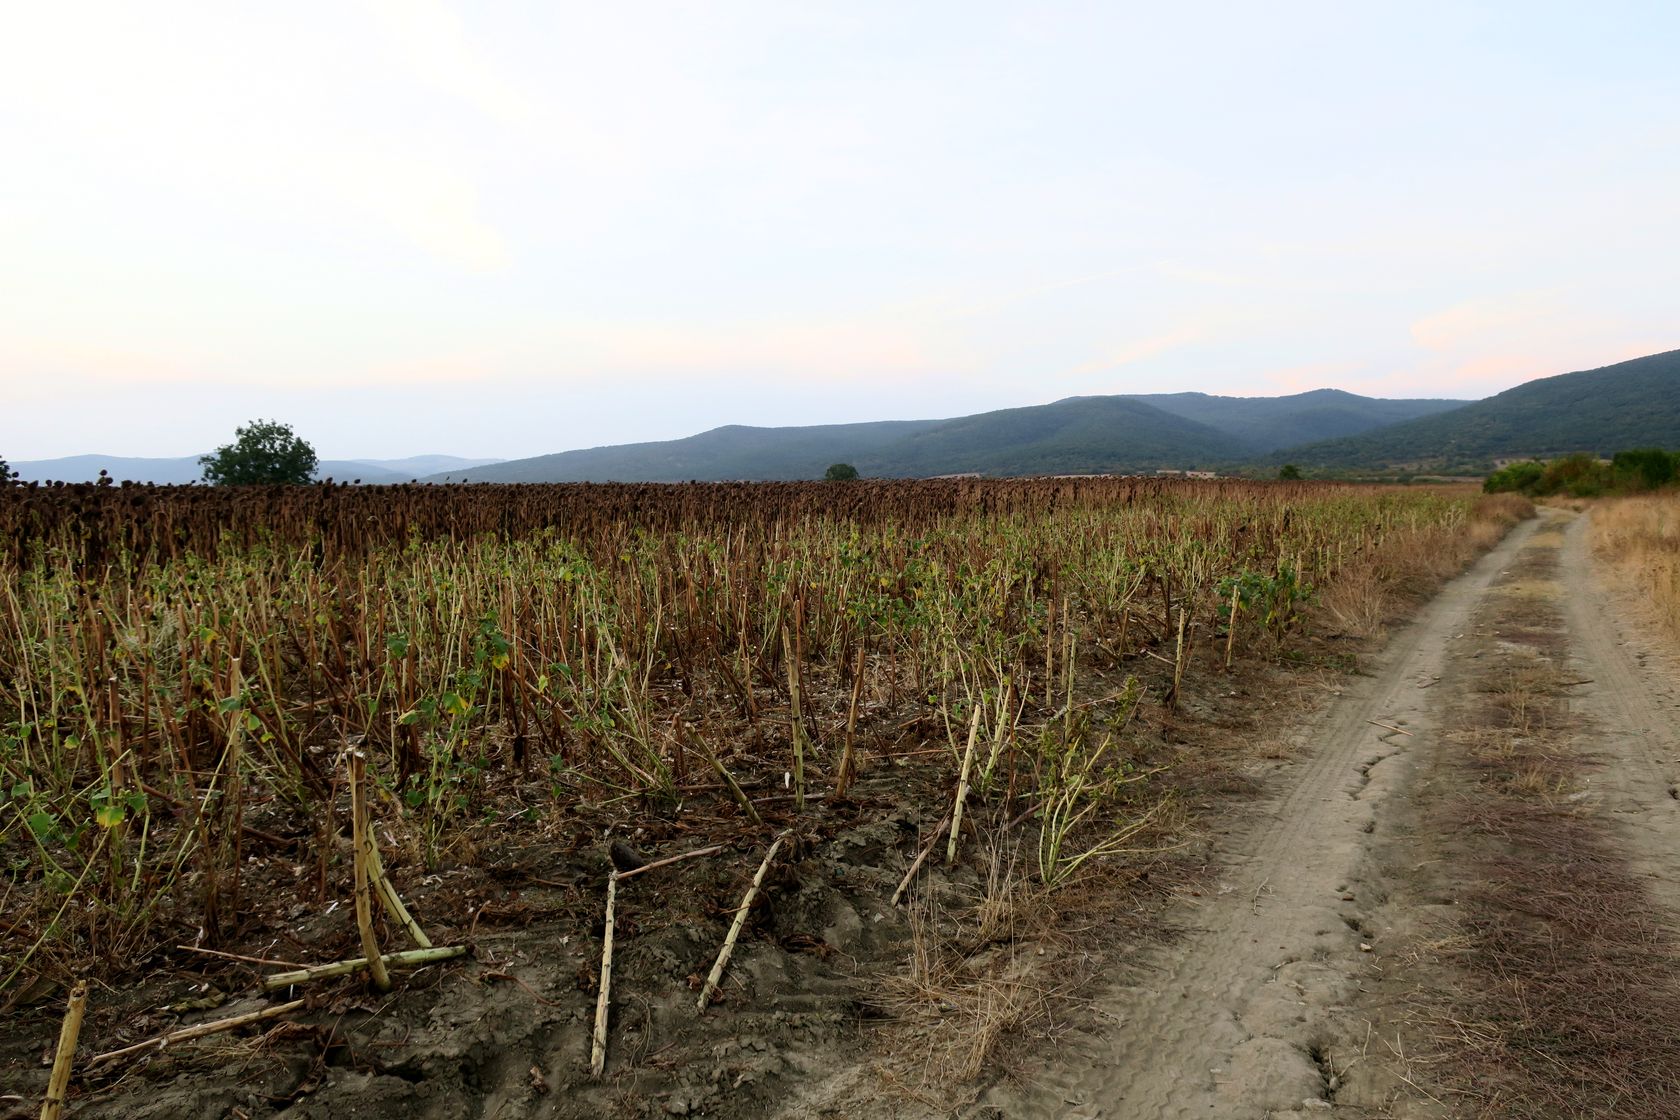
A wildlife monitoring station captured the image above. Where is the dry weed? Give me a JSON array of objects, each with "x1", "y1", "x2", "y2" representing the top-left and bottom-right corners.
[
  {"x1": 872, "y1": 841, "x2": 1082, "y2": 1091},
  {"x1": 1592, "y1": 493, "x2": 1680, "y2": 643},
  {"x1": 1319, "y1": 568, "x2": 1387, "y2": 637}
]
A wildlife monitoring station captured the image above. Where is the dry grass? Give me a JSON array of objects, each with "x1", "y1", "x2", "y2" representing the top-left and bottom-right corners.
[
  {"x1": 1316, "y1": 493, "x2": 1533, "y2": 638},
  {"x1": 1438, "y1": 804, "x2": 1680, "y2": 1119},
  {"x1": 1592, "y1": 493, "x2": 1680, "y2": 644},
  {"x1": 1318, "y1": 567, "x2": 1388, "y2": 637},
  {"x1": 873, "y1": 860, "x2": 1064, "y2": 1087}
]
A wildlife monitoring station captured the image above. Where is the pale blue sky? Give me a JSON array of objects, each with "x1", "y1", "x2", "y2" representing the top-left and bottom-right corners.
[{"x1": 3, "y1": 1, "x2": 1676, "y2": 459}]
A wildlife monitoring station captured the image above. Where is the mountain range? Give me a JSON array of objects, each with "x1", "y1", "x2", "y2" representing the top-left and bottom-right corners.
[
  {"x1": 435, "y1": 349, "x2": 1668, "y2": 481},
  {"x1": 1275, "y1": 348, "x2": 1680, "y2": 471},
  {"x1": 14, "y1": 349, "x2": 1678, "y2": 484},
  {"x1": 426, "y1": 389, "x2": 1468, "y2": 482}
]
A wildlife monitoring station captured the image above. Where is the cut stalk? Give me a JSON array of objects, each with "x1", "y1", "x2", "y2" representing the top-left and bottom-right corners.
[
  {"x1": 367, "y1": 843, "x2": 431, "y2": 949},
  {"x1": 697, "y1": 832, "x2": 789, "y2": 1010},
  {"x1": 40, "y1": 980, "x2": 87, "y2": 1120},
  {"x1": 615, "y1": 844, "x2": 724, "y2": 882},
  {"x1": 348, "y1": 750, "x2": 391, "y2": 991},
  {"x1": 1043, "y1": 597, "x2": 1056, "y2": 707},
  {"x1": 891, "y1": 813, "x2": 952, "y2": 906},
  {"x1": 591, "y1": 870, "x2": 617, "y2": 1077},
  {"x1": 834, "y1": 644, "x2": 865, "y2": 799},
  {"x1": 946, "y1": 705, "x2": 983, "y2": 864},
  {"x1": 1170, "y1": 608, "x2": 1188, "y2": 710},
  {"x1": 781, "y1": 625, "x2": 806, "y2": 811},
  {"x1": 696, "y1": 736, "x2": 764, "y2": 827},
  {"x1": 1224, "y1": 584, "x2": 1240, "y2": 671}
]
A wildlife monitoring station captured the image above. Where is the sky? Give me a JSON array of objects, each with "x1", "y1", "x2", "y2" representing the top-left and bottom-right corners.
[{"x1": 3, "y1": 0, "x2": 1677, "y2": 461}]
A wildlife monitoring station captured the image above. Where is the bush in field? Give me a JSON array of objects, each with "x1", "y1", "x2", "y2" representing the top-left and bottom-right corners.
[
  {"x1": 1611, "y1": 448, "x2": 1679, "y2": 491},
  {"x1": 824, "y1": 463, "x2": 860, "y2": 481},
  {"x1": 200, "y1": 419, "x2": 318, "y2": 485},
  {"x1": 1483, "y1": 461, "x2": 1545, "y2": 495},
  {"x1": 1480, "y1": 452, "x2": 1680, "y2": 498},
  {"x1": 0, "y1": 457, "x2": 13, "y2": 483},
  {"x1": 1538, "y1": 454, "x2": 1612, "y2": 497},
  {"x1": 1278, "y1": 464, "x2": 1302, "y2": 481}
]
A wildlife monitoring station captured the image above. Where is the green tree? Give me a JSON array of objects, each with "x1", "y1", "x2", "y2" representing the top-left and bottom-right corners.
[
  {"x1": 0, "y1": 456, "x2": 14, "y2": 483},
  {"x1": 1537, "y1": 453, "x2": 1610, "y2": 497},
  {"x1": 824, "y1": 462, "x2": 860, "y2": 481},
  {"x1": 200, "y1": 420, "x2": 318, "y2": 485},
  {"x1": 1483, "y1": 460, "x2": 1544, "y2": 494},
  {"x1": 1277, "y1": 464, "x2": 1302, "y2": 481},
  {"x1": 1611, "y1": 448, "x2": 1677, "y2": 491}
]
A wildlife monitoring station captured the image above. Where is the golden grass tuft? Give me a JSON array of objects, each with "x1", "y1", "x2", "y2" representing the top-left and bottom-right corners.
[{"x1": 1592, "y1": 493, "x2": 1680, "y2": 643}]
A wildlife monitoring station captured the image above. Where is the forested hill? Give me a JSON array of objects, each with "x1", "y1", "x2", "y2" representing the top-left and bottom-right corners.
[
  {"x1": 434, "y1": 389, "x2": 1464, "y2": 482},
  {"x1": 1276, "y1": 350, "x2": 1680, "y2": 471}
]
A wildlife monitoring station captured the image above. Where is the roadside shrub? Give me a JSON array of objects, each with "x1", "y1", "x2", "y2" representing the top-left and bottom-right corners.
[
  {"x1": 1538, "y1": 454, "x2": 1612, "y2": 497},
  {"x1": 1484, "y1": 461, "x2": 1544, "y2": 495},
  {"x1": 1611, "y1": 448, "x2": 1679, "y2": 492}
]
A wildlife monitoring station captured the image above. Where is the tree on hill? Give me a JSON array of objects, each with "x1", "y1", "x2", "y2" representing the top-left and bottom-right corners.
[
  {"x1": 1278, "y1": 464, "x2": 1302, "y2": 480},
  {"x1": 824, "y1": 463, "x2": 860, "y2": 480},
  {"x1": 200, "y1": 420, "x2": 318, "y2": 485}
]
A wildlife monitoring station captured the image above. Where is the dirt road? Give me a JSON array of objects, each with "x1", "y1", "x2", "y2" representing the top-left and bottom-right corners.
[{"x1": 981, "y1": 507, "x2": 1680, "y2": 1119}]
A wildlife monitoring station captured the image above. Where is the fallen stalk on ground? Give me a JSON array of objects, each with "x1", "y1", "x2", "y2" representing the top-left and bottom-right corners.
[
  {"x1": 260, "y1": 945, "x2": 468, "y2": 991},
  {"x1": 84, "y1": 999, "x2": 305, "y2": 1070}
]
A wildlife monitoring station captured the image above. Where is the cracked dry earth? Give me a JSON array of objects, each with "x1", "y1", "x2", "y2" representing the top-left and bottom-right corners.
[{"x1": 974, "y1": 507, "x2": 1680, "y2": 1119}]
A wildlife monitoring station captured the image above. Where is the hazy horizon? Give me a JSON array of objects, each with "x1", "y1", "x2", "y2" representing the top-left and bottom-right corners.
[
  {"x1": 13, "y1": 383, "x2": 1489, "y2": 465},
  {"x1": 5, "y1": 2, "x2": 1676, "y2": 460}
]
